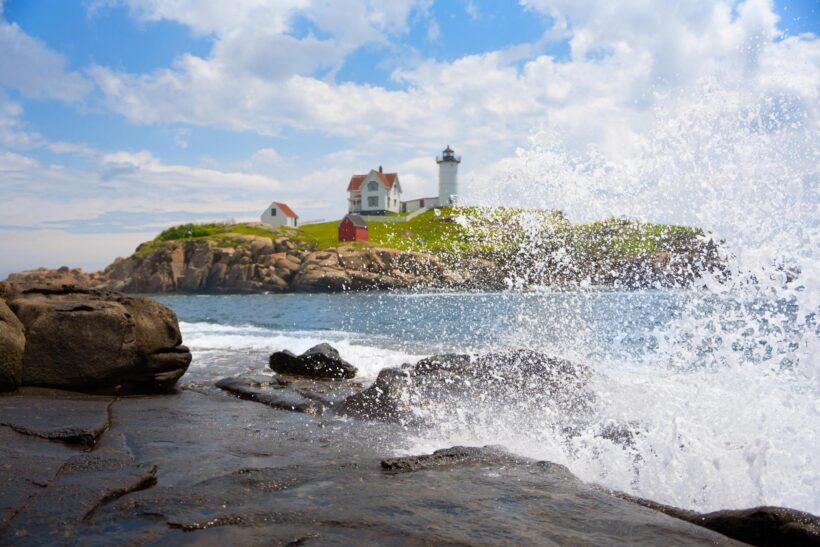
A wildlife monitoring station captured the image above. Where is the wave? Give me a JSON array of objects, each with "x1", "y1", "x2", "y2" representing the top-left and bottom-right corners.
[{"x1": 179, "y1": 321, "x2": 424, "y2": 380}]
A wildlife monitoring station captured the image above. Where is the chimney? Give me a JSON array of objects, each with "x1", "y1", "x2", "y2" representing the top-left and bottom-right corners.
[{"x1": 379, "y1": 165, "x2": 383, "y2": 173}]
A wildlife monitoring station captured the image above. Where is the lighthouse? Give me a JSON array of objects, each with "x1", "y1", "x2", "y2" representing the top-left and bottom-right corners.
[{"x1": 437, "y1": 145, "x2": 460, "y2": 205}]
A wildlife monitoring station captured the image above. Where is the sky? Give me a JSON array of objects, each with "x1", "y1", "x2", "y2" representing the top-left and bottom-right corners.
[{"x1": 0, "y1": 0, "x2": 818, "y2": 277}]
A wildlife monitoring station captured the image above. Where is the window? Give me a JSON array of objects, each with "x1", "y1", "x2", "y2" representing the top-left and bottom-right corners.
[
  {"x1": 271, "y1": 208, "x2": 277, "y2": 216},
  {"x1": 367, "y1": 181, "x2": 379, "y2": 191},
  {"x1": 368, "y1": 196, "x2": 378, "y2": 207},
  {"x1": 419, "y1": 199, "x2": 424, "y2": 207}
]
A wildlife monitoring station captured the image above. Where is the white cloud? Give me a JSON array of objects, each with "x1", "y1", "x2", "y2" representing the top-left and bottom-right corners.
[
  {"x1": 465, "y1": 1, "x2": 480, "y2": 20},
  {"x1": 0, "y1": 91, "x2": 100, "y2": 157},
  {"x1": 0, "y1": 149, "x2": 285, "y2": 232},
  {"x1": 0, "y1": 18, "x2": 91, "y2": 101},
  {"x1": 88, "y1": 0, "x2": 818, "y2": 166},
  {"x1": 0, "y1": 92, "x2": 44, "y2": 149},
  {"x1": 426, "y1": 18, "x2": 441, "y2": 42}
]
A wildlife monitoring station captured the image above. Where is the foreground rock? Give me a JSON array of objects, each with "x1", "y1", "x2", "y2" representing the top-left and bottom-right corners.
[
  {"x1": 0, "y1": 299, "x2": 25, "y2": 391},
  {"x1": 2, "y1": 385, "x2": 817, "y2": 545},
  {"x1": 7, "y1": 287, "x2": 191, "y2": 393},
  {"x1": 269, "y1": 343, "x2": 357, "y2": 379},
  {"x1": 341, "y1": 350, "x2": 594, "y2": 425},
  {"x1": 1, "y1": 431, "x2": 156, "y2": 542},
  {"x1": 0, "y1": 388, "x2": 112, "y2": 446}
]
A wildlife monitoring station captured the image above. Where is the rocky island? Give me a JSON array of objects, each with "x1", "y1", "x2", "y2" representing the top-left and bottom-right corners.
[{"x1": 4, "y1": 207, "x2": 723, "y2": 294}]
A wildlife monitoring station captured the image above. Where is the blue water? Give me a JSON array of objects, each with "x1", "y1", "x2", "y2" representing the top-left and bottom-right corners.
[
  {"x1": 154, "y1": 290, "x2": 819, "y2": 515},
  {"x1": 155, "y1": 290, "x2": 686, "y2": 362}
]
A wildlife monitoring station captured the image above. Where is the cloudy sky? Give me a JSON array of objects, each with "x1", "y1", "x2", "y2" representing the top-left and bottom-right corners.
[{"x1": 0, "y1": 0, "x2": 817, "y2": 276}]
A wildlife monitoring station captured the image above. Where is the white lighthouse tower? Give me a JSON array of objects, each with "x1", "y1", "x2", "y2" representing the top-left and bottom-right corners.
[{"x1": 436, "y1": 145, "x2": 460, "y2": 205}]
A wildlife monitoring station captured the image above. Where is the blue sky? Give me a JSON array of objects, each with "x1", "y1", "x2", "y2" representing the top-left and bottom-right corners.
[{"x1": 0, "y1": 0, "x2": 818, "y2": 276}]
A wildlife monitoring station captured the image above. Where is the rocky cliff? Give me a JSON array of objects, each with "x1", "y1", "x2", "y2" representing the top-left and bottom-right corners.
[
  {"x1": 99, "y1": 236, "x2": 469, "y2": 293},
  {"x1": 5, "y1": 229, "x2": 723, "y2": 294}
]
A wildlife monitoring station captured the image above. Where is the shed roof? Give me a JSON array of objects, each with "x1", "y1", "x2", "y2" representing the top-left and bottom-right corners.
[
  {"x1": 273, "y1": 202, "x2": 298, "y2": 218},
  {"x1": 342, "y1": 214, "x2": 368, "y2": 228}
]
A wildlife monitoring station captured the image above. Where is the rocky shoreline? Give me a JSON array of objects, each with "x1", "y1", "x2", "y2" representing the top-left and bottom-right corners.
[
  {"x1": 4, "y1": 230, "x2": 722, "y2": 295},
  {"x1": 1, "y1": 288, "x2": 817, "y2": 545}
]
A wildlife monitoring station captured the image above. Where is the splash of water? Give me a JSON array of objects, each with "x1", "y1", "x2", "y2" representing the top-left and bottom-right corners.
[{"x1": 408, "y1": 81, "x2": 820, "y2": 513}]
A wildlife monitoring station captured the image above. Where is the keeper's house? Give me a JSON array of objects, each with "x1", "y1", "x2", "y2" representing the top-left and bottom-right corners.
[
  {"x1": 347, "y1": 167, "x2": 402, "y2": 215},
  {"x1": 261, "y1": 201, "x2": 298, "y2": 228}
]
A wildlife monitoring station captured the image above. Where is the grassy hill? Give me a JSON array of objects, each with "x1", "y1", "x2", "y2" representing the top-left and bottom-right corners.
[{"x1": 135, "y1": 207, "x2": 704, "y2": 264}]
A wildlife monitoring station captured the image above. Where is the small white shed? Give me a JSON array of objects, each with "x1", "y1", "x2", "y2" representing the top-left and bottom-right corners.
[{"x1": 261, "y1": 201, "x2": 298, "y2": 228}]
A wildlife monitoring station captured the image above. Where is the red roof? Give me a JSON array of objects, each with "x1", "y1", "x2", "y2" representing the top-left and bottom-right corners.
[
  {"x1": 347, "y1": 170, "x2": 398, "y2": 191},
  {"x1": 273, "y1": 201, "x2": 297, "y2": 218}
]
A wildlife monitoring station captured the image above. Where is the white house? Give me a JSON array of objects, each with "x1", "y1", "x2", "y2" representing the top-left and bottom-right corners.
[
  {"x1": 260, "y1": 201, "x2": 298, "y2": 227},
  {"x1": 347, "y1": 167, "x2": 402, "y2": 215}
]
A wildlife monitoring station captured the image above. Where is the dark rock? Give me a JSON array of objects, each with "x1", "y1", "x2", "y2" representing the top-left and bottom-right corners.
[
  {"x1": 615, "y1": 492, "x2": 820, "y2": 546},
  {"x1": 0, "y1": 427, "x2": 77, "y2": 528},
  {"x1": 691, "y1": 507, "x2": 820, "y2": 547},
  {"x1": 406, "y1": 353, "x2": 472, "y2": 375},
  {"x1": 339, "y1": 367, "x2": 413, "y2": 422},
  {"x1": 0, "y1": 433, "x2": 156, "y2": 544},
  {"x1": 381, "y1": 445, "x2": 533, "y2": 473},
  {"x1": 216, "y1": 375, "x2": 324, "y2": 416},
  {"x1": 0, "y1": 387, "x2": 762, "y2": 545},
  {"x1": 0, "y1": 388, "x2": 113, "y2": 446},
  {"x1": 341, "y1": 349, "x2": 594, "y2": 425},
  {"x1": 269, "y1": 343, "x2": 357, "y2": 379},
  {"x1": 8, "y1": 288, "x2": 191, "y2": 393},
  {"x1": 0, "y1": 299, "x2": 25, "y2": 391}
]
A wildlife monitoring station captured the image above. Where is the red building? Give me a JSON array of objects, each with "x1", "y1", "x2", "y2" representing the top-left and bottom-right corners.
[{"x1": 338, "y1": 214, "x2": 368, "y2": 242}]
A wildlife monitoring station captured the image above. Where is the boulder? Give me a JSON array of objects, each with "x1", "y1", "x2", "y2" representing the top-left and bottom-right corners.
[
  {"x1": 0, "y1": 299, "x2": 25, "y2": 391},
  {"x1": 269, "y1": 343, "x2": 357, "y2": 379},
  {"x1": 8, "y1": 288, "x2": 191, "y2": 393}
]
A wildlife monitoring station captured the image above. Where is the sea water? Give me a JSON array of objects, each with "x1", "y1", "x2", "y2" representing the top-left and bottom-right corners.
[{"x1": 157, "y1": 288, "x2": 818, "y2": 515}]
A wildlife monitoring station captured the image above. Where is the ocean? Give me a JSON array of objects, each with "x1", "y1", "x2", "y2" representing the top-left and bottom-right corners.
[{"x1": 155, "y1": 289, "x2": 819, "y2": 515}]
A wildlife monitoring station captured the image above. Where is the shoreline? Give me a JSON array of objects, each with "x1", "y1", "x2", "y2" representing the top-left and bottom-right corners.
[{"x1": 2, "y1": 289, "x2": 816, "y2": 545}]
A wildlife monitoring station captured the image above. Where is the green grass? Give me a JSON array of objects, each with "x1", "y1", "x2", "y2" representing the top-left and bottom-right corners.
[
  {"x1": 299, "y1": 221, "x2": 345, "y2": 249},
  {"x1": 135, "y1": 210, "x2": 704, "y2": 262},
  {"x1": 569, "y1": 219, "x2": 703, "y2": 260},
  {"x1": 299, "y1": 207, "x2": 565, "y2": 255},
  {"x1": 135, "y1": 222, "x2": 312, "y2": 257}
]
